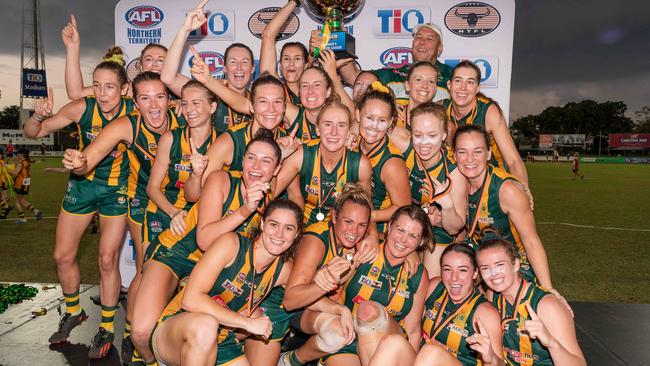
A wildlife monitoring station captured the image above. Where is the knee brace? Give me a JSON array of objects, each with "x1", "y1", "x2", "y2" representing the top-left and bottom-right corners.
[
  {"x1": 314, "y1": 315, "x2": 347, "y2": 353},
  {"x1": 353, "y1": 301, "x2": 389, "y2": 336}
]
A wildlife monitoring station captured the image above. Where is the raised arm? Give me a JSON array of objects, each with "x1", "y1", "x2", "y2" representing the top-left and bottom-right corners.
[
  {"x1": 183, "y1": 132, "x2": 234, "y2": 202},
  {"x1": 486, "y1": 105, "x2": 528, "y2": 187},
  {"x1": 259, "y1": 0, "x2": 298, "y2": 78},
  {"x1": 499, "y1": 180, "x2": 552, "y2": 289},
  {"x1": 24, "y1": 89, "x2": 84, "y2": 139},
  {"x1": 160, "y1": 0, "x2": 209, "y2": 95},
  {"x1": 319, "y1": 50, "x2": 356, "y2": 116},
  {"x1": 61, "y1": 14, "x2": 92, "y2": 99}
]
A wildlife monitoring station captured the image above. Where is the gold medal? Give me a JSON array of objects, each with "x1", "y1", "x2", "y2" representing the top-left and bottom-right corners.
[{"x1": 316, "y1": 211, "x2": 325, "y2": 221}]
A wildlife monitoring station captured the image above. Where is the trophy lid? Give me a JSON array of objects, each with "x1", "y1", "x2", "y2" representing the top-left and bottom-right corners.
[{"x1": 303, "y1": 0, "x2": 365, "y2": 24}]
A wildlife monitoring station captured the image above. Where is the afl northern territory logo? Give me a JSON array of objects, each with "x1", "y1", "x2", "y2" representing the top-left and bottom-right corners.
[
  {"x1": 444, "y1": 2, "x2": 500, "y2": 37},
  {"x1": 248, "y1": 7, "x2": 300, "y2": 40}
]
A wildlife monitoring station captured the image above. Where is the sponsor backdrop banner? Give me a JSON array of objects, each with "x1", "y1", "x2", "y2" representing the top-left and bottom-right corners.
[
  {"x1": 609, "y1": 134, "x2": 650, "y2": 149},
  {"x1": 539, "y1": 134, "x2": 586, "y2": 149},
  {"x1": 115, "y1": 0, "x2": 515, "y2": 118},
  {"x1": 1, "y1": 129, "x2": 53, "y2": 145}
]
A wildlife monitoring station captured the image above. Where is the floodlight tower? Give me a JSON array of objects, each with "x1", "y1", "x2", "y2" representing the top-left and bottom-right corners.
[{"x1": 20, "y1": 0, "x2": 46, "y2": 127}]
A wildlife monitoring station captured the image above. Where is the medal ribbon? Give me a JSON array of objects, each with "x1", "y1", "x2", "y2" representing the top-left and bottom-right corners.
[
  {"x1": 310, "y1": 144, "x2": 348, "y2": 214},
  {"x1": 447, "y1": 101, "x2": 478, "y2": 128},
  {"x1": 415, "y1": 148, "x2": 452, "y2": 204},
  {"x1": 430, "y1": 288, "x2": 481, "y2": 339},
  {"x1": 466, "y1": 167, "x2": 492, "y2": 243},
  {"x1": 246, "y1": 241, "x2": 280, "y2": 316}
]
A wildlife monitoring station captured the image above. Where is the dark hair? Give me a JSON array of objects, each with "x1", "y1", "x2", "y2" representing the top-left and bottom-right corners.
[
  {"x1": 407, "y1": 61, "x2": 438, "y2": 81},
  {"x1": 451, "y1": 60, "x2": 481, "y2": 84},
  {"x1": 410, "y1": 102, "x2": 449, "y2": 135},
  {"x1": 316, "y1": 99, "x2": 352, "y2": 128},
  {"x1": 225, "y1": 42, "x2": 254, "y2": 64},
  {"x1": 476, "y1": 226, "x2": 519, "y2": 262},
  {"x1": 139, "y1": 43, "x2": 168, "y2": 61},
  {"x1": 332, "y1": 183, "x2": 372, "y2": 221},
  {"x1": 131, "y1": 71, "x2": 167, "y2": 99},
  {"x1": 250, "y1": 72, "x2": 286, "y2": 103},
  {"x1": 388, "y1": 204, "x2": 435, "y2": 253},
  {"x1": 356, "y1": 88, "x2": 398, "y2": 122},
  {"x1": 440, "y1": 243, "x2": 477, "y2": 269},
  {"x1": 452, "y1": 124, "x2": 490, "y2": 151},
  {"x1": 181, "y1": 79, "x2": 218, "y2": 105},
  {"x1": 300, "y1": 66, "x2": 337, "y2": 104},
  {"x1": 354, "y1": 70, "x2": 379, "y2": 85},
  {"x1": 245, "y1": 128, "x2": 282, "y2": 165},
  {"x1": 251, "y1": 198, "x2": 304, "y2": 260},
  {"x1": 94, "y1": 46, "x2": 128, "y2": 87},
  {"x1": 280, "y1": 42, "x2": 308, "y2": 63}
]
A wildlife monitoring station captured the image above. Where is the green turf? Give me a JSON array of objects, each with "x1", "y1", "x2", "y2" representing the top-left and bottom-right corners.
[{"x1": 1, "y1": 158, "x2": 649, "y2": 303}]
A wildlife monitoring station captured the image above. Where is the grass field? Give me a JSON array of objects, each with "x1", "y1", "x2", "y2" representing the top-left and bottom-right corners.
[{"x1": 1, "y1": 158, "x2": 649, "y2": 303}]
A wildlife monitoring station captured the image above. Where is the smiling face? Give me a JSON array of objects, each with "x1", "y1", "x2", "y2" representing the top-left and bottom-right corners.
[
  {"x1": 181, "y1": 86, "x2": 217, "y2": 128},
  {"x1": 92, "y1": 68, "x2": 128, "y2": 114},
  {"x1": 259, "y1": 207, "x2": 300, "y2": 257},
  {"x1": 225, "y1": 46, "x2": 254, "y2": 91},
  {"x1": 352, "y1": 72, "x2": 379, "y2": 102},
  {"x1": 317, "y1": 106, "x2": 350, "y2": 153},
  {"x1": 477, "y1": 246, "x2": 520, "y2": 294},
  {"x1": 299, "y1": 68, "x2": 331, "y2": 110},
  {"x1": 140, "y1": 46, "x2": 166, "y2": 74},
  {"x1": 332, "y1": 201, "x2": 370, "y2": 249},
  {"x1": 441, "y1": 251, "x2": 478, "y2": 303},
  {"x1": 411, "y1": 113, "x2": 446, "y2": 161},
  {"x1": 134, "y1": 79, "x2": 169, "y2": 130},
  {"x1": 357, "y1": 99, "x2": 393, "y2": 145},
  {"x1": 280, "y1": 45, "x2": 306, "y2": 84},
  {"x1": 242, "y1": 140, "x2": 280, "y2": 187},
  {"x1": 448, "y1": 66, "x2": 480, "y2": 109},
  {"x1": 251, "y1": 83, "x2": 286, "y2": 130},
  {"x1": 412, "y1": 27, "x2": 442, "y2": 63},
  {"x1": 453, "y1": 131, "x2": 490, "y2": 181},
  {"x1": 385, "y1": 213, "x2": 424, "y2": 260},
  {"x1": 406, "y1": 65, "x2": 438, "y2": 105}
]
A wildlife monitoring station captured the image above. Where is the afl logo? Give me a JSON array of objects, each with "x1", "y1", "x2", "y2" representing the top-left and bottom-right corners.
[
  {"x1": 125, "y1": 6, "x2": 164, "y2": 28},
  {"x1": 126, "y1": 57, "x2": 141, "y2": 81},
  {"x1": 189, "y1": 52, "x2": 225, "y2": 78},
  {"x1": 248, "y1": 7, "x2": 300, "y2": 40},
  {"x1": 380, "y1": 47, "x2": 412, "y2": 68},
  {"x1": 445, "y1": 2, "x2": 500, "y2": 37}
]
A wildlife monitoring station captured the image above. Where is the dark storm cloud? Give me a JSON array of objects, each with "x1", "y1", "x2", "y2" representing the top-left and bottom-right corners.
[{"x1": 512, "y1": 0, "x2": 650, "y2": 89}]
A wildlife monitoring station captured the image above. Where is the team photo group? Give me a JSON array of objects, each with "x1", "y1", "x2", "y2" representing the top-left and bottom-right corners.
[{"x1": 21, "y1": 0, "x2": 586, "y2": 365}]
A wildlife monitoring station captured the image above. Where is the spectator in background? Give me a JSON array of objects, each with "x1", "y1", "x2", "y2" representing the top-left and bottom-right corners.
[{"x1": 6, "y1": 140, "x2": 15, "y2": 158}]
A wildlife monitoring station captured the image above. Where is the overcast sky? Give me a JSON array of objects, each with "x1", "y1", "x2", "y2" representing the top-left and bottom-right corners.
[{"x1": 0, "y1": 0, "x2": 648, "y2": 120}]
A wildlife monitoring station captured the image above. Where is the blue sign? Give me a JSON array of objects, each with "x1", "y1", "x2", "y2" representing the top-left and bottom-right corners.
[{"x1": 22, "y1": 69, "x2": 47, "y2": 98}]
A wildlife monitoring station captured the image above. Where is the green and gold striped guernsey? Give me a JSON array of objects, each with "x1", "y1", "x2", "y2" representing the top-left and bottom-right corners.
[
  {"x1": 303, "y1": 220, "x2": 357, "y2": 269},
  {"x1": 289, "y1": 107, "x2": 319, "y2": 143},
  {"x1": 443, "y1": 96, "x2": 505, "y2": 170},
  {"x1": 225, "y1": 122, "x2": 287, "y2": 172},
  {"x1": 364, "y1": 137, "x2": 404, "y2": 233},
  {"x1": 126, "y1": 110, "x2": 184, "y2": 200},
  {"x1": 284, "y1": 83, "x2": 301, "y2": 106},
  {"x1": 341, "y1": 242, "x2": 424, "y2": 322},
  {"x1": 494, "y1": 279, "x2": 552, "y2": 366},
  {"x1": 299, "y1": 141, "x2": 362, "y2": 226},
  {"x1": 158, "y1": 233, "x2": 285, "y2": 341},
  {"x1": 146, "y1": 125, "x2": 217, "y2": 215},
  {"x1": 466, "y1": 165, "x2": 534, "y2": 282},
  {"x1": 422, "y1": 282, "x2": 486, "y2": 365},
  {"x1": 212, "y1": 89, "x2": 252, "y2": 134},
  {"x1": 153, "y1": 171, "x2": 272, "y2": 264},
  {"x1": 372, "y1": 61, "x2": 453, "y2": 100},
  {"x1": 403, "y1": 144, "x2": 457, "y2": 245},
  {"x1": 74, "y1": 96, "x2": 135, "y2": 186}
]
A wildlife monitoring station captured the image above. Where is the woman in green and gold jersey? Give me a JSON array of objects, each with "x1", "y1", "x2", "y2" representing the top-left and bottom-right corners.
[
  {"x1": 477, "y1": 229, "x2": 585, "y2": 366},
  {"x1": 150, "y1": 199, "x2": 303, "y2": 366},
  {"x1": 395, "y1": 61, "x2": 443, "y2": 130},
  {"x1": 415, "y1": 243, "x2": 503, "y2": 366},
  {"x1": 24, "y1": 48, "x2": 135, "y2": 358},
  {"x1": 144, "y1": 80, "x2": 218, "y2": 243}
]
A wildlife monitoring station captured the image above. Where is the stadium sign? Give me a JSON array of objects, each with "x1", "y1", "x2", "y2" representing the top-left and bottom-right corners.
[
  {"x1": 22, "y1": 69, "x2": 47, "y2": 98},
  {"x1": 609, "y1": 134, "x2": 650, "y2": 149},
  {"x1": 539, "y1": 134, "x2": 585, "y2": 149}
]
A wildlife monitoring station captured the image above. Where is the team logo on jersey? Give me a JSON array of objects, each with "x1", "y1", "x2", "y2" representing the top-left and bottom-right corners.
[
  {"x1": 182, "y1": 154, "x2": 191, "y2": 162},
  {"x1": 189, "y1": 51, "x2": 225, "y2": 79},
  {"x1": 359, "y1": 275, "x2": 383, "y2": 290},
  {"x1": 370, "y1": 266, "x2": 381, "y2": 275},
  {"x1": 150, "y1": 220, "x2": 162, "y2": 233},
  {"x1": 117, "y1": 196, "x2": 127, "y2": 205},
  {"x1": 131, "y1": 198, "x2": 140, "y2": 207},
  {"x1": 125, "y1": 6, "x2": 163, "y2": 44},
  {"x1": 148, "y1": 142, "x2": 158, "y2": 155},
  {"x1": 379, "y1": 47, "x2": 412, "y2": 69},
  {"x1": 248, "y1": 7, "x2": 300, "y2": 40},
  {"x1": 222, "y1": 279, "x2": 244, "y2": 296},
  {"x1": 444, "y1": 2, "x2": 500, "y2": 37}
]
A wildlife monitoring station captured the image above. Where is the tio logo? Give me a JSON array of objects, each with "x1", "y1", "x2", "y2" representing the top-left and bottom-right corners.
[
  {"x1": 190, "y1": 12, "x2": 229, "y2": 37},
  {"x1": 375, "y1": 7, "x2": 428, "y2": 38}
]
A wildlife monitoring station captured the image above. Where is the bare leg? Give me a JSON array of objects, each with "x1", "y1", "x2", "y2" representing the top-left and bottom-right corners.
[
  {"x1": 294, "y1": 310, "x2": 347, "y2": 363},
  {"x1": 245, "y1": 338, "x2": 281, "y2": 366},
  {"x1": 324, "y1": 354, "x2": 361, "y2": 366},
  {"x1": 97, "y1": 215, "x2": 127, "y2": 309},
  {"x1": 53, "y1": 210, "x2": 94, "y2": 294},
  {"x1": 354, "y1": 301, "x2": 402, "y2": 366},
  {"x1": 125, "y1": 220, "x2": 144, "y2": 324},
  {"x1": 367, "y1": 334, "x2": 415, "y2": 366},
  {"x1": 153, "y1": 312, "x2": 219, "y2": 366},
  {"x1": 413, "y1": 342, "x2": 462, "y2": 366},
  {"x1": 131, "y1": 260, "x2": 179, "y2": 362}
]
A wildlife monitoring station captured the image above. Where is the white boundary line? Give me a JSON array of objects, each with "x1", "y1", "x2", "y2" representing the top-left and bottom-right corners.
[
  {"x1": 0, "y1": 216, "x2": 58, "y2": 222},
  {"x1": 538, "y1": 222, "x2": 650, "y2": 232}
]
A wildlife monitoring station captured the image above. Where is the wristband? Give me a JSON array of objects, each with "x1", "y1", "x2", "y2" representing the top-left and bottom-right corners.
[{"x1": 31, "y1": 113, "x2": 45, "y2": 122}]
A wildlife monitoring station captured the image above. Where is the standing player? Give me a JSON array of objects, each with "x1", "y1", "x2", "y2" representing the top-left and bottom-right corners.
[
  {"x1": 8, "y1": 148, "x2": 42, "y2": 223},
  {"x1": 0, "y1": 150, "x2": 12, "y2": 219},
  {"x1": 571, "y1": 152, "x2": 584, "y2": 180}
]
